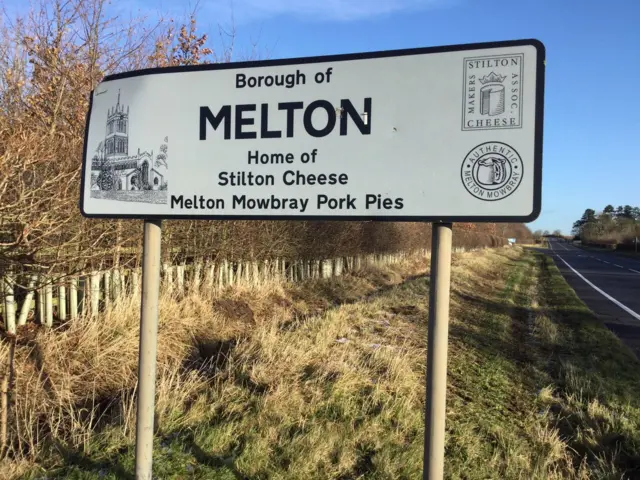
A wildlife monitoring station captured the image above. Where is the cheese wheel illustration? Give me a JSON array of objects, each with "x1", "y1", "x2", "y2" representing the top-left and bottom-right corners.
[{"x1": 480, "y1": 84, "x2": 505, "y2": 116}]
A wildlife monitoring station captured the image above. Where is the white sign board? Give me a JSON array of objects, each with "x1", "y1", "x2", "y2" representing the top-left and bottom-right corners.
[{"x1": 80, "y1": 39, "x2": 545, "y2": 221}]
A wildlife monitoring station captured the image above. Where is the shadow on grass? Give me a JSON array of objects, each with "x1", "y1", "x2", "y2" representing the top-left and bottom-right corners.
[
  {"x1": 279, "y1": 271, "x2": 430, "y2": 333},
  {"x1": 180, "y1": 434, "x2": 248, "y2": 480},
  {"x1": 43, "y1": 433, "x2": 249, "y2": 480},
  {"x1": 48, "y1": 439, "x2": 134, "y2": 479}
]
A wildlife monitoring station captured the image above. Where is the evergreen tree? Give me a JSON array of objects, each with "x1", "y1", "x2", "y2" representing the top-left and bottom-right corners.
[{"x1": 572, "y1": 208, "x2": 596, "y2": 234}]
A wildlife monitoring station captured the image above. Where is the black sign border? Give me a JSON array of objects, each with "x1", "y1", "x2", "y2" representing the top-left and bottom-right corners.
[{"x1": 80, "y1": 38, "x2": 545, "y2": 223}]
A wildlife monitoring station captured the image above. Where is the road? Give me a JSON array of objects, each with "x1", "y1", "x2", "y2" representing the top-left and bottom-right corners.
[{"x1": 545, "y1": 237, "x2": 640, "y2": 357}]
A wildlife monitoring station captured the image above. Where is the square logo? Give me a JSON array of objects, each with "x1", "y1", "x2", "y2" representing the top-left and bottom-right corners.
[{"x1": 462, "y1": 54, "x2": 524, "y2": 131}]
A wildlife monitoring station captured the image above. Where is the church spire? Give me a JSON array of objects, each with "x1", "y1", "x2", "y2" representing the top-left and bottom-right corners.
[{"x1": 116, "y1": 89, "x2": 121, "y2": 112}]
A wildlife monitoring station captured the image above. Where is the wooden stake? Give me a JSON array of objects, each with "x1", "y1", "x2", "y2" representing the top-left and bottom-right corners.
[
  {"x1": 69, "y1": 277, "x2": 78, "y2": 320},
  {"x1": 17, "y1": 275, "x2": 37, "y2": 326},
  {"x1": 44, "y1": 282, "x2": 53, "y2": 327},
  {"x1": 59, "y1": 284, "x2": 67, "y2": 321}
]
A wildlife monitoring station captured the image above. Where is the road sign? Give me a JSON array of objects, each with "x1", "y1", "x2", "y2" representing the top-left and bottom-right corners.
[
  {"x1": 80, "y1": 39, "x2": 545, "y2": 222},
  {"x1": 79, "y1": 39, "x2": 546, "y2": 480}
]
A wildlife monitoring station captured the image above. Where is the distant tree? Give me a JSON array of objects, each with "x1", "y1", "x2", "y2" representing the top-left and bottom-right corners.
[
  {"x1": 552, "y1": 229, "x2": 562, "y2": 236},
  {"x1": 572, "y1": 208, "x2": 596, "y2": 234},
  {"x1": 543, "y1": 230, "x2": 550, "y2": 236},
  {"x1": 531, "y1": 230, "x2": 543, "y2": 243},
  {"x1": 571, "y1": 205, "x2": 639, "y2": 246}
]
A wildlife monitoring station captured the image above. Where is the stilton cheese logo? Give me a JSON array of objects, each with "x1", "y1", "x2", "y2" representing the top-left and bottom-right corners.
[{"x1": 462, "y1": 54, "x2": 524, "y2": 131}]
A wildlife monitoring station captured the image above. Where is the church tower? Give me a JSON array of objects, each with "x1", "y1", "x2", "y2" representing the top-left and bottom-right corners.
[{"x1": 105, "y1": 90, "x2": 129, "y2": 159}]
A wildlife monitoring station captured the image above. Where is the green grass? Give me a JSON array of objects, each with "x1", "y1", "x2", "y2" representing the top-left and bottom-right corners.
[
  {"x1": 8, "y1": 248, "x2": 640, "y2": 479},
  {"x1": 535, "y1": 253, "x2": 640, "y2": 477}
]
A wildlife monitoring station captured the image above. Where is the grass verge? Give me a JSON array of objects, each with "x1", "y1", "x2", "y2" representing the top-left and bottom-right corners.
[
  {"x1": 2, "y1": 248, "x2": 639, "y2": 479},
  {"x1": 534, "y1": 252, "x2": 640, "y2": 478}
]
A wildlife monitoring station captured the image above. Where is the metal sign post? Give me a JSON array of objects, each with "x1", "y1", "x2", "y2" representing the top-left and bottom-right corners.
[
  {"x1": 135, "y1": 219, "x2": 162, "y2": 480},
  {"x1": 424, "y1": 223, "x2": 453, "y2": 480}
]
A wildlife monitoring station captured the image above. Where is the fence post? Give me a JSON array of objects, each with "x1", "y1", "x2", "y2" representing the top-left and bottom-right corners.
[
  {"x1": 207, "y1": 261, "x2": 215, "y2": 289},
  {"x1": 44, "y1": 282, "x2": 53, "y2": 327},
  {"x1": 193, "y1": 261, "x2": 202, "y2": 291},
  {"x1": 37, "y1": 286, "x2": 45, "y2": 324},
  {"x1": 176, "y1": 264, "x2": 184, "y2": 293},
  {"x1": 113, "y1": 268, "x2": 122, "y2": 301},
  {"x1": 3, "y1": 272, "x2": 16, "y2": 335},
  {"x1": 17, "y1": 275, "x2": 37, "y2": 326},
  {"x1": 132, "y1": 269, "x2": 140, "y2": 297},
  {"x1": 218, "y1": 261, "x2": 224, "y2": 289},
  {"x1": 59, "y1": 282, "x2": 67, "y2": 321},
  {"x1": 104, "y1": 270, "x2": 111, "y2": 309},
  {"x1": 90, "y1": 272, "x2": 100, "y2": 317},
  {"x1": 69, "y1": 277, "x2": 78, "y2": 320}
]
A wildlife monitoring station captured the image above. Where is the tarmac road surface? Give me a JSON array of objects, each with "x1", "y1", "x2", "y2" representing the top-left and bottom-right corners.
[{"x1": 545, "y1": 237, "x2": 640, "y2": 357}]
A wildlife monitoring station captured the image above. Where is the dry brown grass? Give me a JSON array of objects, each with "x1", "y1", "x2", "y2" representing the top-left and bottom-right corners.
[
  {"x1": 2, "y1": 246, "x2": 637, "y2": 479},
  {"x1": 1, "y1": 253, "x2": 429, "y2": 477}
]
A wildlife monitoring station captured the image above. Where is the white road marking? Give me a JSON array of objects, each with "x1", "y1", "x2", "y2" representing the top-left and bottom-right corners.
[
  {"x1": 603, "y1": 261, "x2": 610, "y2": 264},
  {"x1": 614, "y1": 264, "x2": 624, "y2": 268},
  {"x1": 556, "y1": 255, "x2": 640, "y2": 322},
  {"x1": 631, "y1": 269, "x2": 640, "y2": 274}
]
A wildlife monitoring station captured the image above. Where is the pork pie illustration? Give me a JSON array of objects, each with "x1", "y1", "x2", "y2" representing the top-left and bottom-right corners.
[{"x1": 476, "y1": 156, "x2": 507, "y2": 185}]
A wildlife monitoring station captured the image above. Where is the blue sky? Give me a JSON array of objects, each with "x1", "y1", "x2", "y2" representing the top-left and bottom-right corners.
[{"x1": 9, "y1": 0, "x2": 638, "y2": 233}]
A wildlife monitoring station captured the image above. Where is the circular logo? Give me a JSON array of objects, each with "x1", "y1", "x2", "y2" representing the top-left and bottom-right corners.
[{"x1": 461, "y1": 141, "x2": 523, "y2": 201}]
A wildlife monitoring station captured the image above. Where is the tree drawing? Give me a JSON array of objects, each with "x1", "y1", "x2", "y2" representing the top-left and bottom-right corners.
[
  {"x1": 155, "y1": 136, "x2": 168, "y2": 168},
  {"x1": 97, "y1": 169, "x2": 116, "y2": 191}
]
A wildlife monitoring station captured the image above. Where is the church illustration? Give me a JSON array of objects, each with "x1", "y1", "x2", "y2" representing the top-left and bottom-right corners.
[{"x1": 90, "y1": 91, "x2": 168, "y2": 204}]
